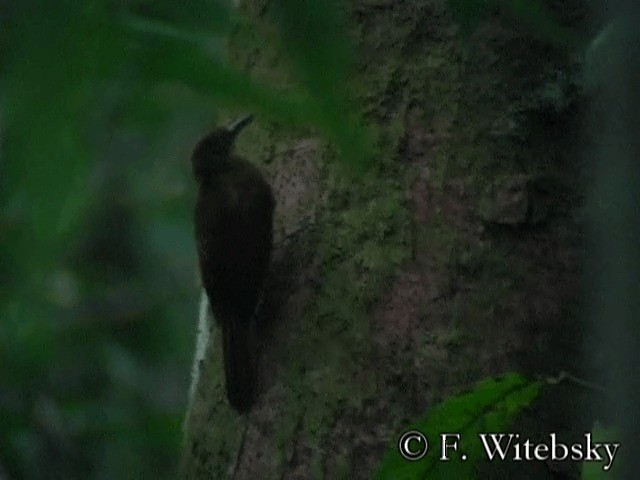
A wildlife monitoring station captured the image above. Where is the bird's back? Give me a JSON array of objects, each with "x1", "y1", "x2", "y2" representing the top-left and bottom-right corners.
[{"x1": 195, "y1": 156, "x2": 274, "y2": 320}]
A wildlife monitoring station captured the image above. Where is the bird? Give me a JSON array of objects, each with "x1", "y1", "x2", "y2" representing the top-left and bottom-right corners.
[{"x1": 191, "y1": 115, "x2": 274, "y2": 413}]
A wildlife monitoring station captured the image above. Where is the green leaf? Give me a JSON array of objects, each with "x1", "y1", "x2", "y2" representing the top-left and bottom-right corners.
[
  {"x1": 271, "y1": 0, "x2": 373, "y2": 169},
  {"x1": 581, "y1": 422, "x2": 620, "y2": 480},
  {"x1": 122, "y1": 0, "x2": 234, "y2": 36},
  {"x1": 375, "y1": 373, "x2": 542, "y2": 480}
]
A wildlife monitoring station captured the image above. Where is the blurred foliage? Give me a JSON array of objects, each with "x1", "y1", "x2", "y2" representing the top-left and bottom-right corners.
[{"x1": 0, "y1": 0, "x2": 369, "y2": 478}]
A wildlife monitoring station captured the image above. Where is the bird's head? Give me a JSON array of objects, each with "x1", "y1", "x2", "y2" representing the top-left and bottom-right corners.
[{"x1": 191, "y1": 115, "x2": 253, "y2": 182}]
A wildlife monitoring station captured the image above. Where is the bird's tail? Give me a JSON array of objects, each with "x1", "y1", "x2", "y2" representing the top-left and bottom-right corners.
[{"x1": 221, "y1": 318, "x2": 256, "y2": 413}]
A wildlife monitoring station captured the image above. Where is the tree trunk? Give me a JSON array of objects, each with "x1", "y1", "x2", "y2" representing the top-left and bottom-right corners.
[{"x1": 181, "y1": 1, "x2": 587, "y2": 478}]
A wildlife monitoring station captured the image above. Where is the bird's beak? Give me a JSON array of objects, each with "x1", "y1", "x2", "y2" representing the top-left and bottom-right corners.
[{"x1": 227, "y1": 115, "x2": 254, "y2": 137}]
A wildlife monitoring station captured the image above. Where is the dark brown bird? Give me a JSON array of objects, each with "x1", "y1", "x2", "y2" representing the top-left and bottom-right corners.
[{"x1": 191, "y1": 115, "x2": 274, "y2": 413}]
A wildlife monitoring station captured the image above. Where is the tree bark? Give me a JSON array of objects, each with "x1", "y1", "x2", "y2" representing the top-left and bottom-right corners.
[{"x1": 181, "y1": 1, "x2": 587, "y2": 478}]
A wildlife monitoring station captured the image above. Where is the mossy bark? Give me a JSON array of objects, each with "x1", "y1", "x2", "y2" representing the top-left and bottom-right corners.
[{"x1": 181, "y1": 1, "x2": 587, "y2": 478}]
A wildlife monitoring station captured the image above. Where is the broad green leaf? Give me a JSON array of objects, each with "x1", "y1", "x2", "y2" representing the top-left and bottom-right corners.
[{"x1": 375, "y1": 373, "x2": 541, "y2": 480}]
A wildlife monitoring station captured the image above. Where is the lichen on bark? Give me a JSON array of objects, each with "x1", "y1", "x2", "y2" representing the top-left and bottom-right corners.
[{"x1": 181, "y1": 1, "x2": 587, "y2": 478}]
